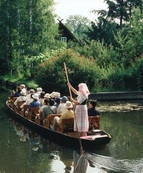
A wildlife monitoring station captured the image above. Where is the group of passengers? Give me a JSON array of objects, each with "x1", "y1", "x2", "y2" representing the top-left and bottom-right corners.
[{"x1": 9, "y1": 83, "x2": 100, "y2": 136}]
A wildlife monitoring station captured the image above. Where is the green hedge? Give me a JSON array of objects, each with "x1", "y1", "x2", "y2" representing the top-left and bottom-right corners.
[{"x1": 35, "y1": 49, "x2": 100, "y2": 95}]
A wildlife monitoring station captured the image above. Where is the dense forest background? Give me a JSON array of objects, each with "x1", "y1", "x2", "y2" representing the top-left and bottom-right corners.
[{"x1": 1, "y1": 0, "x2": 143, "y2": 94}]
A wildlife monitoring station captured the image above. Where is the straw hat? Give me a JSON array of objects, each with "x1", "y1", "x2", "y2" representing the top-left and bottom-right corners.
[
  {"x1": 54, "y1": 92, "x2": 61, "y2": 98},
  {"x1": 20, "y1": 84, "x2": 26, "y2": 88},
  {"x1": 36, "y1": 87, "x2": 43, "y2": 94},
  {"x1": 32, "y1": 93, "x2": 39, "y2": 100},
  {"x1": 29, "y1": 89, "x2": 35, "y2": 93},
  {"x1": 44, "y1": 93, "x2": 51, "y2": 99},
  {"x1": 65, "y1": 101, "x2": 73, "y2": 109},
  {"x1": 20, "y1": 90, "x2": 26, "y2": 96}
]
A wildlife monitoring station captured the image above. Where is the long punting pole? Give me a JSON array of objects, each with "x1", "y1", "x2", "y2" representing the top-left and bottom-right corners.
[
  {"x1": 63, "y1": 62, "x2": 84, "y2": 155},
  {"x1": 63, "y1": 62, "x2": 72, "y2": 98}
]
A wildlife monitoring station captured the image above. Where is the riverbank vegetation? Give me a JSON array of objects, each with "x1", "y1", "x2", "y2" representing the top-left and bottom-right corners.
[{"x1": 1, "y1": 0, "x2": 143, "y2": 93}]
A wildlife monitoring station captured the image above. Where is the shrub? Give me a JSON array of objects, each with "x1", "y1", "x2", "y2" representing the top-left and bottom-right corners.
[
  {"x1": 105, "y1": 57, "x2": 143, "y2": 91},
  {"x1": 35, "y1": 49, "x2": 100, "y2": 95}
]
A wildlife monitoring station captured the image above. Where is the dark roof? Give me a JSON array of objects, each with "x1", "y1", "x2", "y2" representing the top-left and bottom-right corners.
[{"x1": 58, "y1": 20, "x2": 78, "y2": 42}]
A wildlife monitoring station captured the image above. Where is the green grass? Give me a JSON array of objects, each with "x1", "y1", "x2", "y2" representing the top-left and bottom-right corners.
[{"x1": 0, "y1": 74, "x2": 38, "y2": 89}]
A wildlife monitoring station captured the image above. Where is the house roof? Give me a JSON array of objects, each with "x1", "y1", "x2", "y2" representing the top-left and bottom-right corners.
[{"x1": 58, "y1": 20, "x2": 78, "y2": 42}]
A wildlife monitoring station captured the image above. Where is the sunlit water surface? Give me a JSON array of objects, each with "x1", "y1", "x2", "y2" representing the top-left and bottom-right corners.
[{"x1": 0, "y1": 89, "x2": 143, "y2": 173}]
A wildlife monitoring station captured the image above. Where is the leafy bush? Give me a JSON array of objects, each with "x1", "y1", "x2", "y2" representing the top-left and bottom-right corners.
[
  {"x1": 35, "y1": 49, "x2": 100, "y2": 95},
  {"x1": 68, "y1": 40, "x2": 118, "y2": 69},
  {"x1": 104, "y1": 56, "x2": 143, "y2": 91}
]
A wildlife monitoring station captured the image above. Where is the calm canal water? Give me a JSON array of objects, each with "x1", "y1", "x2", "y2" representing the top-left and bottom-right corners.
[{"x1": 0, "y1": 89, "x2": 143, "y2": 173}]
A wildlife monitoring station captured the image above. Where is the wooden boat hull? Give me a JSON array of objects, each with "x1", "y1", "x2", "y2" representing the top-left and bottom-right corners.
[{"x1": 6, "y1": 101, "x2": 111, "y2": 150}]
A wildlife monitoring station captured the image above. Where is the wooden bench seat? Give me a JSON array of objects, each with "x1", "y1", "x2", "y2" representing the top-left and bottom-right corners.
[
  {"x1": 14, "y1": 101, "x2": 25, "y2": 113},
  {"x1": 88, "y1": 116, "x2": 101, "y2": 130},
  {"x1": 8, "y1": 97, "x2": 18, "y2": 109},
  {"x1": 20, "y1": 105, "x2": 30, "y2": 116},
  {"x1": 60, "y1": 118, "x2": 74, "y2": 132},
  {"x1": 43, "y1": 114, "x2": 74, "y2": 133},
  {"x1": 27, "y1": 107, "x2": 40, "y2": 121},
  {"x1": 44, "y1": 114, "x2": 61, "y2": 128}
]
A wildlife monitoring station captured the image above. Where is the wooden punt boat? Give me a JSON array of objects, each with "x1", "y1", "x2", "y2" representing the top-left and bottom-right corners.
[{"x1": 6, "y1": 101, "x2": 111, "y2": 150}]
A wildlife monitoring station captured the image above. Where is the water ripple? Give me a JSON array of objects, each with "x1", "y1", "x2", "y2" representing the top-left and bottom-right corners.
[{"x1": 85, "y1": 152, "x2": 143, "y2": 172}]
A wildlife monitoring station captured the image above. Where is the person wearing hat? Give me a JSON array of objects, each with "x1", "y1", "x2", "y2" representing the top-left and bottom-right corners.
[
  {"x1": 29, "y1": 93, "x2": 41, "y2": 108},
  {"x1": 24, "y1": 93, "x2": 40, "y2": 118},
  {"x1": 20, "y1": 84, "x2": 27, "y2": 94},
  {"x1": 53, "y1": 101, "x2": 74, "y2": 130},
  {"x1": 14, "y1": 90, "x2": 27, "y2": 106},
  {"x1": 44, "y1": 93, "x2": 51, "y2": 99},
  {"x1": 20, "y1": 92, "x2": 34, "y2": 109},
  {"x1": 36, "y1": 87, "x2": 43, "y2": 95},
  {"x1": 57, "y1": 96, "x2": 68, "y2": 115},
  {"x1": 26, "y1": 89, "x2": 35, "y2": 99},
  {"x1": 20, "y1": 84, "x2": 26, "y2": 90}
]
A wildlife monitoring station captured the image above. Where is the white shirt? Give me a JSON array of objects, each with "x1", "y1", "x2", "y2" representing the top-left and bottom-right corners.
[
  {"x1": 77, "y1": 92, "x2": 87, "y2": 104},
  {"x1": 20, "y1": 98, "x2": 33, "y2": 108},
  {"x1": 57, "y1": 103, "x2": 67, "y2": 114},
  {"x1": 14, "y1": 96, "x2": 27, "y2": 106}
]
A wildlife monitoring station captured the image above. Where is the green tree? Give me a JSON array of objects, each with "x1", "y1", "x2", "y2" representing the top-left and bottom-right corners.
[
  {"x1": 0, "y1": 0, "x2": 59, "y2": 76},
  {"x1": 86, "y1": 14, "x2": 119, "y2": 46},
  {"x1": 65, "y1": 15, "x2": 91, "y2": 39},
  {"x1": 0, "y1": 0, "x2": 17, "y2": 74},
  {"x1": 104, "y1": 0, "x2": 129, "y2": 26},
  {"x1": 115, "y1": 9, "x2": 143, "y2": 67}
]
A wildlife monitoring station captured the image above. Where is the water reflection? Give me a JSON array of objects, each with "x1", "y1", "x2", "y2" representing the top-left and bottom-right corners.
[
  {"x1": 101, "y1": 111, "x2": 143, "y2": 160},
  {"x1": 10, "y1": 119, "x2": 143, "y2": 173},
  {"x1": 10, "y1": 120, "x2": 106, "y2": 173},
  {"x1": 2, "y1": 90, "x2": 143, "y2": 172}
]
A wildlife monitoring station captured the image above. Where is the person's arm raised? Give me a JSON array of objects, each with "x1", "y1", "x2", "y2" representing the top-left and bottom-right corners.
[
  {"x1": 70, "y1": 97, "x2": 80, "y2": 105},
  {"x1": 67, "y1": 82, "x2": 78, "y2": 95}
]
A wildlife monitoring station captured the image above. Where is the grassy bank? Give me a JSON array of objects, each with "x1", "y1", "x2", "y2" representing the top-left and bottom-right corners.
[{"x1": 0, "y1": 74, "x2": 38, "y2": 89}]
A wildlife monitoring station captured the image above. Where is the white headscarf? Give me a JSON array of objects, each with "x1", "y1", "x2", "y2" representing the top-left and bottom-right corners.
[{"x1": 78, "y1": 83, "x2": 90, "y2": 98}]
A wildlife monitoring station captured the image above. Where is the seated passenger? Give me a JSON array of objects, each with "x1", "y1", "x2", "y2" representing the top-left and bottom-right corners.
[
  {"x1": 88, "y1": 100, "x2": 100, "y2": 116},
  {"x1": 26, "y1": 89, "x2": 35, "y2": 99},
  {"x1": 19, "y1": 84, "x2": 27, "y2": 93},
  {"x1": 20, "y1": 93, "x2": 34, "y2": 109},
  {"x1": 53, "y1": 101, "x2": 74, "y2": 130},
  {"x1": 39, "y1": 91, "x2": 46, "y2": 106},
  {"x1": 11, "y1": 85, "x2": 18, "y2": 96},
  {"x1": 39, "y1": 99, "x2": 49, "y2": 114},
  {"x1": 14, "y1": 90, "x2": 27, "y2": 106},
  {"x1": 44, "y1": 93, "x2": 51, "y2": 100},
  {"x1": 42, "y1": 99, "x2": 57, "y2": 121},
  {"x1": 25, "y1": 93, "x2": 41, "y2": 120},
  {"x1": 13, "y1": 86, "x2": 21, "y2": 97},
  {"x1": 36, "y1": 87, "x2": 43, "y2": 95},
  {"x1": 54, "y1": 97, "x2": 60, "y2": 108},
  {"x1": 29, "y1": 93, "x2": 41, "y2": 108},
  {"x1": 57, "y1": 96, "x2": 68, "y2": 115}
]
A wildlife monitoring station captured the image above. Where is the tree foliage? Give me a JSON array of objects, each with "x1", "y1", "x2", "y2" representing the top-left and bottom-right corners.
[
  {"x1": 0, "y1": 0, "x2": 59, "y2": 75},
  {"x1": 65, "y1": 15, "x2": 91, "y2": 39},
  {"x1": 36, "y1": 49, "x2": 100, "y2": 94}
]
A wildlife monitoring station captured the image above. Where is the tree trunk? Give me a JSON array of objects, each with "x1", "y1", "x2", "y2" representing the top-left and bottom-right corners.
[{"x1": 29, "y1": 0, "x2": 34, "y2": 77}]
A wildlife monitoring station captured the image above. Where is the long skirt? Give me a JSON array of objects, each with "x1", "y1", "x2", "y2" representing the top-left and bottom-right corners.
[{"x1": 74, "y1": 105, "x2": 89, "y2": 132}]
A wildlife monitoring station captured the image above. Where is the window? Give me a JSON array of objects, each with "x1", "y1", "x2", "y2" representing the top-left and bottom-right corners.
[{"x1": 61, "y1": 37, "x2": 67, "y2": 42}]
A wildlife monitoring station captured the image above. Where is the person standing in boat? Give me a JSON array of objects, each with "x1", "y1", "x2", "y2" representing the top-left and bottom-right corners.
[{"x1": 67, "y1": 82, "x2": 90, "y2": 137}]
